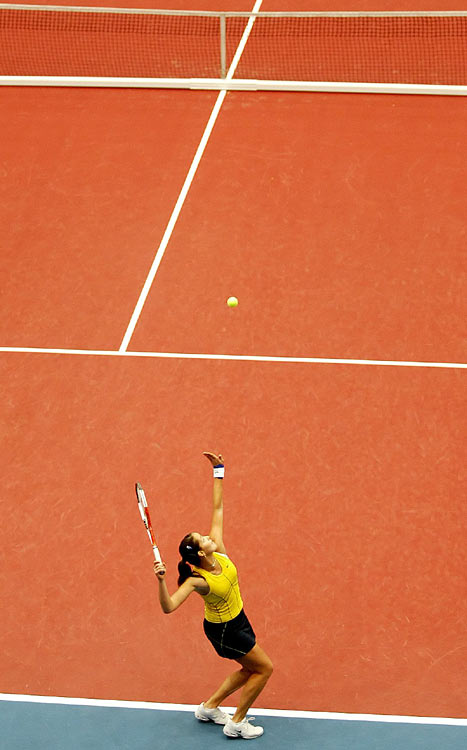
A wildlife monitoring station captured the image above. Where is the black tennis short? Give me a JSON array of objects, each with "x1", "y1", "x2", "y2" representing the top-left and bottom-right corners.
[{"x1": 203, "y1": 609, "x2": 256, "y2": 660}]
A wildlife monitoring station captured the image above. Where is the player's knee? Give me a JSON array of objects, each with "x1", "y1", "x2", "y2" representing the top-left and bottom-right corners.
[{"x1": 261, "y1": 658, "x2": 273, "y2": 679}]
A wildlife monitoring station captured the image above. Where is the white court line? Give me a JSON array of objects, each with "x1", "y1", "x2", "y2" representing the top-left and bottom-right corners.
[
  {"x1": 0, "y1": 347, "x2": 466, "y2": 369},
  {"x1": 0, "y1": 693, "x2": 466, "y2": 725},
  {"x1": 118, "y1": 0, "x2": 263, "y2": 353}
]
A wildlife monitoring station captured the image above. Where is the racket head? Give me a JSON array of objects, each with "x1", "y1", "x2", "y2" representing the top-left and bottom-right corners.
[
  {"x1": 135, "y1": 482, "x2": 164, "y2": 570},
  {"x1": 136, "y1": 482, "x2": 151, "y2": 530},
  {"x1": 135, "y1": 481, "x2": 147, "y2": 508}
]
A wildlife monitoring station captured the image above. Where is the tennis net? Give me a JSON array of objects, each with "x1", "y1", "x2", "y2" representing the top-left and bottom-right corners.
[{"x1": 1, "y1": 5, "x2": 467, "y2": 94}]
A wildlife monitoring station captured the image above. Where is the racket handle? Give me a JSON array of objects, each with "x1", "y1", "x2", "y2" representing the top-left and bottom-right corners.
[{"x1": 152, "y1": 545, "x2": 162, "y2": 564}]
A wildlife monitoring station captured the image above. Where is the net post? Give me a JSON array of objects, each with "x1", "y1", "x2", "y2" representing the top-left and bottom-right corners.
[{"x1": 219, "y1": 13, "x2": 227, "y2": 78}]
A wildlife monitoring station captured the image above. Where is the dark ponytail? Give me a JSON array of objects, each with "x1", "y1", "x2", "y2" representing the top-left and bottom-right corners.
[
  {"x1": 177, "y1": 533, "x2": 201, "y2": 586},
  {"x1": 177, "y1": 560, "x2": 193, "y2": 586}
]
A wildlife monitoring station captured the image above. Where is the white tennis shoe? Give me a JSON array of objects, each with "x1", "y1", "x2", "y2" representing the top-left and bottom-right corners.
[
  {"x1": 195, "y1": 702, "x2": 231, "y2": 725},
  {"x1": 223, "y1": 717, "x2": 264, "y2": 739}
]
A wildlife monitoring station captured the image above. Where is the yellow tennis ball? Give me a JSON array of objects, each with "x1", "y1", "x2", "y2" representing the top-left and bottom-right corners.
[{"x1": 227, "y1": 296, "x2": 238, "y2": 308}]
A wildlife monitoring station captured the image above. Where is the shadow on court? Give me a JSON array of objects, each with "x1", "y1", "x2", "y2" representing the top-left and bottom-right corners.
[{"x1": 1, "y1": 700, "x2": 466, "y2": 750}]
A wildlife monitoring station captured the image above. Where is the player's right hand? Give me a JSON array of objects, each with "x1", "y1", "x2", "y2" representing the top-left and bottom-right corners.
[{"x1": 153, "y1": 561, "x2": 166, "y2": 580}]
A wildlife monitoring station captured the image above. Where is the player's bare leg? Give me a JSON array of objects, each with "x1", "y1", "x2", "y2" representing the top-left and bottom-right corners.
[
  {"x1": 223, "y1": 645, "x2": 273, "y2": 739},
  {"x1": 232, "y1": 645, "x2": 273, "y2": 722},
  {"x1": 203, "y1": 667, "x2": 252, "y2": 709}
]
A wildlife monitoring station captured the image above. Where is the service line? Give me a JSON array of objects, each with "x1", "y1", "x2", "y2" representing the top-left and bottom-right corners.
[{"x1": 0, "y1": 347, "x2": 466, "y2": 369}]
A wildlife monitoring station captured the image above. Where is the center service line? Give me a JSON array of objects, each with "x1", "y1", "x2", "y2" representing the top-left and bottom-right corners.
[{"x1": 118, "y1": 0, "x2": 263, "y2": 353}]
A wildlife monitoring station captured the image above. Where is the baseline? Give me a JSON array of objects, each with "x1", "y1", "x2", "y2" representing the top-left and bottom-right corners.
[{"x1": 1, "y1": 693, "x2": 467, "y2": 725}]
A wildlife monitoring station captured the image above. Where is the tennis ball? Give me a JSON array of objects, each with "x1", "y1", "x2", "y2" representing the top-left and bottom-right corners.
[{"x1": 227, "y1": 296, "x2": 238, "y2": 308}]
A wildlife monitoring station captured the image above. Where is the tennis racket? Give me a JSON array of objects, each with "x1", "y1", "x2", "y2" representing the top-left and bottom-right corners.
[{"x1": 135, "y1": 482, "x2": 164, "y2": 573}]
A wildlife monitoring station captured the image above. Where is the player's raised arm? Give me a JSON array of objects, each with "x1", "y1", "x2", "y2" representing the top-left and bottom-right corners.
[{"x1": 203, "y1": 451, "x2": 227, "y2": 555}]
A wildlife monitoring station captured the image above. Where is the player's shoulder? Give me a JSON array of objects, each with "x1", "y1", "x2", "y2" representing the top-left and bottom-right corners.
[{"x1": 189, "y1": 574, "x2": 210, "y2": 593}]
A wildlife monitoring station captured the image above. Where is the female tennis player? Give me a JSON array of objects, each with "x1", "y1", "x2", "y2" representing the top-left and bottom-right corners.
[{"x1": 153, "y1": 451, "x2": 273, "y2": 740}]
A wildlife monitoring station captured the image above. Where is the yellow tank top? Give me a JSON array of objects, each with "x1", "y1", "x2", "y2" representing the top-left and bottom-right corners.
[{"x1": 192, "y1": 552, "x2": 243, "y2": 623}]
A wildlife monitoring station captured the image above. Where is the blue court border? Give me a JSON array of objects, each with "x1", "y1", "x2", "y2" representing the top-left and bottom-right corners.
[{"x1": 1, "y1": 695, "x2": 466, "y2": 750}]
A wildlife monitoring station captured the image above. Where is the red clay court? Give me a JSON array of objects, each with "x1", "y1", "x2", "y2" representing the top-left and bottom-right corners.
[{"x1": 0, "y1": 3, "x2": 466, "y2": 747}]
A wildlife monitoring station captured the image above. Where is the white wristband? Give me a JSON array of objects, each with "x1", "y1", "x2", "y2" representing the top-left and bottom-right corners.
[{"x1": 213, "y1": 465, "x2": 225, "y2": 479}]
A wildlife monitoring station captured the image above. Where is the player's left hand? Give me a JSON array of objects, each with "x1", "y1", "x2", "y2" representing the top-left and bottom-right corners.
[{"x1": 203, "y1": 451, "x2": 224, "y2": 466}]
